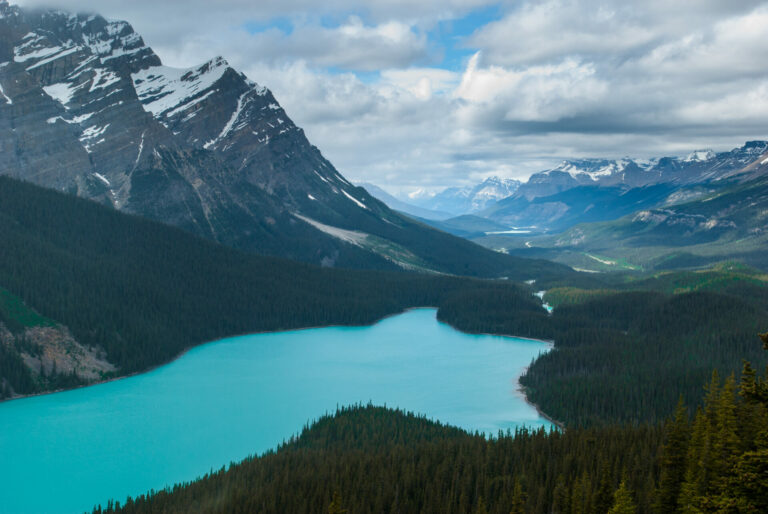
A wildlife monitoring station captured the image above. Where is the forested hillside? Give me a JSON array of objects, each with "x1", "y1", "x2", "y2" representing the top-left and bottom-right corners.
[
  {"x1": 0, "y1": 176, "x2": 550, "y2": 399},
  {"x1": 520, "y1": 289, "x2": 768, "y2": 426},
  {"x1": 437, "y1": 276, "x2": 768, "y2": 426},
  {"x1": 95, "y1": 338, "x2": 768, "y2": 513}
]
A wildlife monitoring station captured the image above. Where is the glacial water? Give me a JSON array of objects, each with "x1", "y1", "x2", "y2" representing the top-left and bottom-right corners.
[{"x1": 0, "y1": 308, "x2": 551, "y2": 513}]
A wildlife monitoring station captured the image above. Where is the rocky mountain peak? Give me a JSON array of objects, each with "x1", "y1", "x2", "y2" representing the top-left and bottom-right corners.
[
  {"x1": 683, "y1": 149, "x2": 715, "y2": 162},
  {"x1": 3, "y1": 3, "x2": 527, "y2": 276}
]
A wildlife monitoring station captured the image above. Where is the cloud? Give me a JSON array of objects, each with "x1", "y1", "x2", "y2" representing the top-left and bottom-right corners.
[
  {"x1": 158, "y1": 17, "x2": 430, "y2": 72},
  {"x1": 11, "y1": 0, "x2": 768, "y2": 193}
]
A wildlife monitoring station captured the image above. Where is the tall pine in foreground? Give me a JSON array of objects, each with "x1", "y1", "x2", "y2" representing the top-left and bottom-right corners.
[
  {"x1": 655, "y1": 397, "x2": 689, "y2": 512},
  {"x1": 608, "y1": 479, "x2": 636, "y2": 514},
  {"x1": 661, "y1": 334, "x2": 768, "y2": 512}
]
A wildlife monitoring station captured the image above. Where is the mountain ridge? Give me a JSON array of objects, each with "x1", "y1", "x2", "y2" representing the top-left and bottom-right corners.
[{"x1": 0, "y1": 1, "x2": 563, "y2": 279}]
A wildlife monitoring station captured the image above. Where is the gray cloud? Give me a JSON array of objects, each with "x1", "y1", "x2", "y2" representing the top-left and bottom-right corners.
[{"x1": 13, "y1": 0, "x2": 768, "y2": 193}]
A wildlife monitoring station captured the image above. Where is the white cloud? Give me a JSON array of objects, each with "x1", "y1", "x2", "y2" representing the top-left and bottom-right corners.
[
  {"x1": 455, "y1": 53, "x2": 608, "y2": 122},
  {"x1": 12, "y1": 0, "x2": 768, "y2": 193}
]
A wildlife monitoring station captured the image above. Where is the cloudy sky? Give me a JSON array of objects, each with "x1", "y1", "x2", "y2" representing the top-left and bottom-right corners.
[{"x1": 15, "y1": 0, "x2": 768, "y2": 194}]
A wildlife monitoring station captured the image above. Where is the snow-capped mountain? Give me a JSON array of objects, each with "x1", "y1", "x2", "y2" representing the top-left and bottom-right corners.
[
  {"x1": 514, "y1": 142, "x2": 768, "y2": 201},
  {"x1": 411, "y1": 176, "x2": 521, "y2": 216},
  {"x1": 0, "y1": 1, "x2": 549, "y2": 278},
  {"x1": 683, "y1": 150, "x2": 716, "y2": 163},
  {"x1": 476, "y1": 141, "x2": 768, "y2": 234}
]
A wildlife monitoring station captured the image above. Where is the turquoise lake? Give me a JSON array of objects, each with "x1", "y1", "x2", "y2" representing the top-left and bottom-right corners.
[{"x1": 0, "y1": 308, "x2": 552, "y2": 513}]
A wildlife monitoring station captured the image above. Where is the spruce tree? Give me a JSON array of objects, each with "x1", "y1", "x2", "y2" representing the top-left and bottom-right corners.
[
  {"x1": 678, "y1": 407, "x2": 706, "y2": 511},
  {"x1": 509, "y1": 479, "x2": 526, "y2": 514},
  {"x1": 656, "y1": 397, "x2": 689, "y2": 513},
  {"x1": 594, "y1": 460, "x2": 614, "y2": 513},
  {"x1": 607, "y1": 479, "x2": 636, "y2": 514},
  {"x1": 328, "y1": 491, "x2": 347, "y2": 514},
  {"x1": 712, "y1": 375, "x2": 740, "y2": 492}
]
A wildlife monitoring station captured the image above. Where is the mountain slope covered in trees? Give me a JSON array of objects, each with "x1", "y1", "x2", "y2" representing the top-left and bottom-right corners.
[{"x1": 0, "y1": 176, "x2": 558, "y2": 399}]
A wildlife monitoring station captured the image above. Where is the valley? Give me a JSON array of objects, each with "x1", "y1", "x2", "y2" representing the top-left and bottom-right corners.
[{"x1": 0, "y1": 1, "x2": 766, "y2": 513}]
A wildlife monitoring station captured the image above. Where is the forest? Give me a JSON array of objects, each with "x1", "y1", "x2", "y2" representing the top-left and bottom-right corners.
[
  {"x1": 0, "y1": 176, "x2": 547, "y2": 398},
  {"x1": 2, "y1": 175, "x2": 768, "y2": 432},
  {"x1": 436, "y1": 281, "x2": 768, "y2": 426},
  {"x1": 2, "y1": 175, "x2": 767, "y2": 512},
  {"x1": 94, "y1": 334, "x2": 768, "y2": 513}
]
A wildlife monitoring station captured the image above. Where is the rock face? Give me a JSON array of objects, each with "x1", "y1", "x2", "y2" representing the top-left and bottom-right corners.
[{"x1": 0, "y1": 2, "x2": 533, "y2": 276}]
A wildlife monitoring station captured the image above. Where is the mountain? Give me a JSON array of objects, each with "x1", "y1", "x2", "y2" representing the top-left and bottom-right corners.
[
  {"x1": 481, "y1": 183, "x2": 681, "y2": 233},
  {"x1": 358, "y1": 182, "x2": 452, "y2": 220},
  {"x1": 497, "y1": 174, "x2": 768, "y2": 272},
  {"x1": 410, "y1": 176, "x2": 521, "y2": 216},
  {"x1": 480, "y1": 141, "x2": 768, "y2": 233},
  {"x1": 512, "y1": 142, "x2": 768, "y2": 202},
  {"x1": 0, "y1": 175, "x2": 565, "y2": 399},
  {"x1": 0, "y1": 2, "x2": 550, "y2": 278}
]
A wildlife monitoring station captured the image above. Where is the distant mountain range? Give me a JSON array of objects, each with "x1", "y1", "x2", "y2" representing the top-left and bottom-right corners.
[
  {"x1": 0, "y1": 2, "x2": 564, "y2": 280},
  {"x1": 403, "y1": 176, "x2": 522, "y2": 217},
  {"x1": 358, "y1": 183, "x2": 452, "y2": 220},
  {"x1": 365, "y1": 142, "x2": 768, "y2": 248},
  {"x1": 483, "y1": 141, "x2": 768, "y2": 231},
  {"x1": 513, "y1": 142, "x2": 768, "y2": 201},
  {"x1": 494, "y1": 173, "x2": 768, "y2": 272}
]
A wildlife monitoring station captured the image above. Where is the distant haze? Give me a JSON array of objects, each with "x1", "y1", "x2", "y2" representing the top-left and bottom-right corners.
[{"x1": 14, "y1": 0, "x2": 768, "y2": 193}]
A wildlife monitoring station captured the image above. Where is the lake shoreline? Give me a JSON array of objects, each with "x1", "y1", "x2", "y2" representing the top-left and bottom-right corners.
[
  {"x1": 2, "y1": 306, "x2": 559, "y2": 430},
  {"x1": 1, "y1": 306, "x2": 431, "y2": 404}
]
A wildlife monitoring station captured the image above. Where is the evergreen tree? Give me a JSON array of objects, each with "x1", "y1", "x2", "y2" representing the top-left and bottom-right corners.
[
  {"x1": 551, "y1": 475, "x2": 569, "y2": 513},
  {"x1": 656, "y1": 397, "x2": 689, "y2": 513},
  {"x1": 509, "y1": 479, "x2": 526, "y2": 514},
  {"x1": 473, "y1": 496, "x2": 489, "y2": 514},
  {"x1": 711, "y1": 375, "x2": 740, "y2": 492},
  {"x1": 678, "y1": 407, "x2": 706, "y2": 511},
  {"x1": 594, "y1": 460, "x2": 615, "y2": 513},
  {"x1": 328, "y1": 490, "x2": 347, "y2": 514},
  {"x1": 607, "y1": 479, "x2": 636, "y2": 514}
]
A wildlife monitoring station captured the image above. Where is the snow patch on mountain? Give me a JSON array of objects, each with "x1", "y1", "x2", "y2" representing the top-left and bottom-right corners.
[
  {"x1": 549, "y1": 159, "x2": 631, "y2": 181},
  {"x1": 0, "y1": 82, "x2": 12, "y2": 104},
  {"x1": 132, "y1": 57, "x2": 229, "y2": 117},
  {"x1": 341, "y1": 189, "x2": 368, "y2": 209},
  {"x1": 204, "y1": 91, "x2": 248, "y2": 149},
  {"x1": 294, "y1": 214, "x2": 368, "y2": 247},
  {"x1": 683, "y1": 150, "x2": 716, "y2": 162},
  {"x1": 43, "y1": 82, "x2": 83, "y2": 107}
]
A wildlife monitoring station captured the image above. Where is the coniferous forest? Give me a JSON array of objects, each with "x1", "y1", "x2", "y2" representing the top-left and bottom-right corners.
[
  {"x1": 1, "y1": 177, "x2": 767, "y2": 513},
  {"x1": 95, "y1": 335, "x2": 768, "y2": 513},
  {"x1": 0, "y1": 176, "x2": 548, "y2": 398}
]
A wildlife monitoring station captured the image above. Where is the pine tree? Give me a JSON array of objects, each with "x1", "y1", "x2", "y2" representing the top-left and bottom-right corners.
[
  {"x1": 607, "y1": 479, "x2": 636, "y2": 514},
  {"x1": 711, "y1": 374, "x2": 740, "y2": 493},
  {"x1": 656, "y1": 397, "x2": 689, "y2": 513},
  {"x1": 328, "y1": 490, "x2": 347, "y2": 514},
  {"x1": 474, "y1": 496, "x2": 489, "y2": 514},
  {"x1": 594, "y1": 460, "x2": 615, "y2": 514},
  {"x1": 551, "y1": 474, "x2": 568, "y2": 514},
  {"x1": 509, "y1": 478, "x2": 526, "y2": 514},
  {"x1": 678, "y1": 407, "x2": 706, "y2": 511}
]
